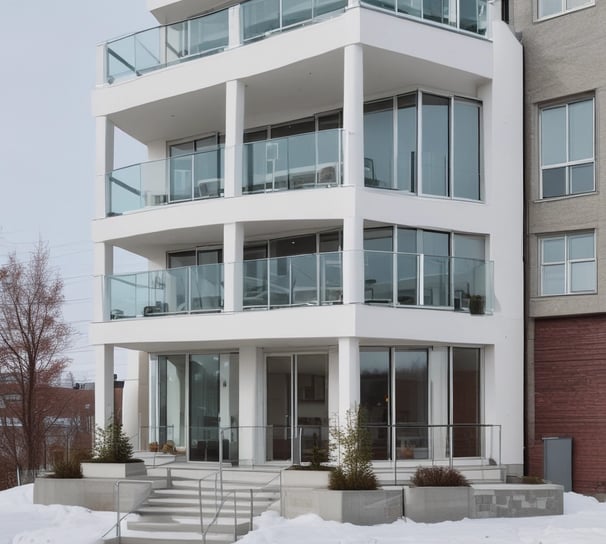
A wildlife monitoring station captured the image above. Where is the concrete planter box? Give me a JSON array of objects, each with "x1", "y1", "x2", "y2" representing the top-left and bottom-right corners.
[
  {"x1": 81, "y1": 461, "x2": 146, "y2": 479},
  {"x1": 404, "y1": 486, "x2": 472, "y2": 523},
  {"x1": 34, "y1": 477, "x2": 154, "y2": 511},
  {"x1": 282, "y1": 469, "x2": 331, "y2": 488},
  {"x1": 283, "y1": 488, "x2": 402, "y2": 525},
  {"x1": 404, "y1": 484, "x2": 564, "y2": 523}
]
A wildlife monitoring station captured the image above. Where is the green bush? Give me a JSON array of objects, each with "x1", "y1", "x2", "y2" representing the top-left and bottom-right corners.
[
  {"x1": 93, "y1": 421, "x2": 135, "y2": 463},
  {"x1": 51, "y1": 457, "x2": 83, "y2": 478},
  {"x1": 328, "y1": 406, "x2": 377, "y2": 491},
  {"x1": 411, "y1": 466, "x2": 469, "y2": 487}
]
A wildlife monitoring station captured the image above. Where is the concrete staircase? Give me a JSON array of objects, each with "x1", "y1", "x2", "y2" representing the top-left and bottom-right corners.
[{"x1": 106, "y1": 467, "x2": 281, "y2": 544}]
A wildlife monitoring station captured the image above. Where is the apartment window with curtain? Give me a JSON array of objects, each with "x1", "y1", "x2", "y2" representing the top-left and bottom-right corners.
[
  {"x1": 537, "y1": 0, "x2": 594, "y2": 20},
  {"x1": 540, "y1": 231, "x2": 596, "y2": 295},
  {"x1": 540, "y1": 97, "x2": 594, "y2": 198}
]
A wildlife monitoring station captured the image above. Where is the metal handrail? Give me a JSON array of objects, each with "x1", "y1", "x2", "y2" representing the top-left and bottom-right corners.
[{"x1": 99, "y1": 479, "x2": 153, "y2": 543}]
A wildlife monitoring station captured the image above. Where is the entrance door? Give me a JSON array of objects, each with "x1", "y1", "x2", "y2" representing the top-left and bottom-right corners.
[{"x1": 266, "y1": 354, "x2": 328, "y2": 462}]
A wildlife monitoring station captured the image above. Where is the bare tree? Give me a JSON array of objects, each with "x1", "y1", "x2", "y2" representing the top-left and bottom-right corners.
[{"x1": 0, "y1": 243, "x2": 73, "y2": 481}]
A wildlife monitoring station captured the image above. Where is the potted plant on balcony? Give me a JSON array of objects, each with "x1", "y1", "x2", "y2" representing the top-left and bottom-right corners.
[{"x1": 469, "y1": 294, "x2": 485, "y2": 315}]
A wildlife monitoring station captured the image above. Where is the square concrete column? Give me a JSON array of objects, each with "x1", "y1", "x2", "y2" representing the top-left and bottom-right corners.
[
  {"x1": 95, "y1": 116, "x2": 114, "y2": 219},
  {"x1": 342, "y1": 215, "x2": 364, "y2": 304},
  {"x1": 224, "y1": 80, "x2": 245, "y2": 198},
  {"x1": 95, "y1": 345, "x2": 115, "y2": 430},
  {"x1": 238, "y1": 346, "x2": 263, "y2": 465},
  {"x1": 338, "y1": 337, "x2": 360, "y2": 424},
  {"x1": 343, "y1": 44, "x2": 364, "y2": 189},
  {"x1": 93, "y1": 242, "x2": 113, "y2": 322},
  {"x1": 223, "y1": 222, "x2": 244, "y2": 313},
  {"x1": 228, "y1": 4, "x2": 242, "y2": 49}
]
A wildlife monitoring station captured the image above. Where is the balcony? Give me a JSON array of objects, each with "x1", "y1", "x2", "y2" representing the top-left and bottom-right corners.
[
  {"x1": 107, "y1": 264, "x2": 223, "y2": 319},
  {"x1": 104, "y1": 250, "x2": 494, "y2": 320},
  {"x1": 105, "y1": 129, "x2": 342, "y2": 215},
  {"x1": 103, "y1": 0, "x2": 489, "y2": 84},
  {"x1": 107, "y1": 147, "x2": 224, "y2": 215},
  {"x1": 364, "y1": 251, "x2": 493, "y2": 313},
  {"x1": 362, "y1": 0, "x2": 488, "y2": 35},
  {"x1": 242, "y1": 129, "x2": 342, "y2": 193}
]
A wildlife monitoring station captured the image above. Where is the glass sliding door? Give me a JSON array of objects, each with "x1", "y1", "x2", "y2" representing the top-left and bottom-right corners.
[
  {"x1": 453, "y1": 99, "x2": 481, "y2": 200},
  {"x1": 364, "y1": 99, "x2": 394, "y2": 189},
  {"x1": 422, "y1": 94, "x2": 449, "y2": 196},
  {"x1": 452, "y1": 347, "x2": 481, "y2": 457},
  {"x1": 360, "y1": 349, "x2": 390, "y2": 460},
  {"x1": 157, "y1": 355, "x2": 186, "y2": 449},
  {"x1": 266, "y1": 353, "x2": 328, "y2": 462},
  {"x1": 397, "y1": 93, "x2": 417, "y2": 192},
  {"x1": 394, "y1": 350, "x2": 428, "y2": 459}
]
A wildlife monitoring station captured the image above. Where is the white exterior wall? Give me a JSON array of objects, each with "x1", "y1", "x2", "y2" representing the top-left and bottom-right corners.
[{"x1": 93, "y1": 3, "x2": 523, "y2": 471}]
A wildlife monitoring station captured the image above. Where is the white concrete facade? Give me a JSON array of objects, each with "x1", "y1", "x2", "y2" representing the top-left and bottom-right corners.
[{"x1": 93, "y1": 1, "x2": 524, "y2": 474}]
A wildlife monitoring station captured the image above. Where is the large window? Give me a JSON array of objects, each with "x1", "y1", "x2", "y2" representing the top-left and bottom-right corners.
[
  {"x1": 538, "y1": 0, "x2": 594, "y2": 19},
  {"x1": 540, "y1": 98, "x2": 594, "y2": 198},
  {"x1": 364, "y1": 92, "x2": 481, "y2": 200},
  {"x1": 540, "y1": 232, "x2": 596, "y2": 295}
]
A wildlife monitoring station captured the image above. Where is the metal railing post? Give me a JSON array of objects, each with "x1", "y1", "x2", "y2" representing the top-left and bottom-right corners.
[
  {"x1": 233, "y1": 492, "x2": 238, "y2": 541},
  {"x1": 198, "y1": 478, "x2": 204, "y2": 537},
  {"x1": 249, "y1": 488, "x2": 254, "y2": 530},
  {"x1": 116, "y1": 483, "x2": 121, "y2": 542},
  {"x1": 219, "y1": 429, "x2": 224, "y2": 497},
  {"x1": 449, "y1": 424, "x2": 454, "y2": 468}
]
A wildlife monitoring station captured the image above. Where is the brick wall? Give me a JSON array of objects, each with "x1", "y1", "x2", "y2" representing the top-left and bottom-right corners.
[{"x1": 531, "y1": 315, "x2": 606, "y2": 495}]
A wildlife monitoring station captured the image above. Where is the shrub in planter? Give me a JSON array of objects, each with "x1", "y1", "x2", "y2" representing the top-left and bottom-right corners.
[
  {"x1": 52, "y1": 457, "x2": 83, "y2": 478},
  {"x1": 411, "y1": 466, "x2": 469, "y2": 487},
  {"x1": 149, "y1": 441, "x2": 159, "y2": 453},
  {"x1": 329, "y1": 406, "x2": 377, "y2": 490},
  {"x1": 92, "y1": 421, "x2": 136, "y2": 463}
]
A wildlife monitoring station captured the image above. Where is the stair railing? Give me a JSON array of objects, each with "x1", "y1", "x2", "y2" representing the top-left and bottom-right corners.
[{"x1": 197, "y1": 471, "x2": 220, "y2": 536}]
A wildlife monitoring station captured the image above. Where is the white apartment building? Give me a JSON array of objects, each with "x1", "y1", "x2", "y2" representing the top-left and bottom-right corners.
[{"x1": 92, "y1": 0, "x2": 524, "y2": 475}]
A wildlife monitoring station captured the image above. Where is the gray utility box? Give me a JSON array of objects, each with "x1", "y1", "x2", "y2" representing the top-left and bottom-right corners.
[{"x1": 543, "y1": 436, "x2": 572, "y2": 492}]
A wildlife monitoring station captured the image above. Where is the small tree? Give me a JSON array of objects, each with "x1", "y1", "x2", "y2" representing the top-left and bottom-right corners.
[
  {"x1": 93, "y1": 421, "x2": 134, "y2": 463},
  {"x1": 329, "y1": 406, "x2": 377, "y2": 490}
]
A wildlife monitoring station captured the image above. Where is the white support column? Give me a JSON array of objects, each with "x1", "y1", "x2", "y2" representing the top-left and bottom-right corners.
[
  {"x1": 342, "y1": 215, "x2": 364, "y2": 304},
  {"x1": 228, "y1": 4, "x2": 242, "y2": 49},
  {"x1": 343, "y1": 44, "x2": 364, "y2": 189},
  {"x1": 239, "y1": 346, "x2": 262, "y2": 465},
  {"x1": 224, "y1": 80, "x2": 245, "y2": 198},
  {"x1": 95, "y1": 116, "x2": 115, "y2": 219},
  {"x1": 95, "y1": 345, "x2": 115, "y2": 430},
  {"x1": 122, "y1": 351, "x2": 149, "y2": 451},
  {"x1": 337, "y1": 337, "x2": 360, "y2": 424},
  {"x1": 224, "y1": 222, "x2": 244, "y2": 313},
  {"x1": 93, "y1": 242, "x2": 113, "y2": 322}
]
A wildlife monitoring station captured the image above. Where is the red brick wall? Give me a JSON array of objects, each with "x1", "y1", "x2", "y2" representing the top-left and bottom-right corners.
[{"x1": 531, "y1": 315, "x2": 606, "y2": 495}]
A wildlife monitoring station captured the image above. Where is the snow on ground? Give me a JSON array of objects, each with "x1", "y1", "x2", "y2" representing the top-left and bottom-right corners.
[{"x1": 0, "y1": 485, "x2": 605, "y2": 544}]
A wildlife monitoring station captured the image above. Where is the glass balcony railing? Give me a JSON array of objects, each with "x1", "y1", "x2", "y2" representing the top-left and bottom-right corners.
[
  {"x1": 241, "y1": 0, "x2": 347, "y2": 43},
  {"x1": 106, "y1": 9, "x2": 229, "y2": 83},
  {"x1": 362, "y1": 0, "x2": 488, "y2": 35},
  {"x1": 107, "y1": 264, "x2": 223, "y2": 319},
  {"x1": 107, "y1": 147, "x2": 224, "y2": 215},
  {"x1": 364, "y1": 251, "x2": 494, "y2": 313},
  {"x1": 243, "y1": 252, "x2": 343, "y2": 309},
  {"x1": 242, "y1": 129, "x2": 342, "y2": 193}
]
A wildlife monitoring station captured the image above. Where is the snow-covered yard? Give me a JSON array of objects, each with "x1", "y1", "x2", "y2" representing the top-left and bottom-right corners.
[{"x1": 1, "y1": 484, "x2": 606, "y2": 544}]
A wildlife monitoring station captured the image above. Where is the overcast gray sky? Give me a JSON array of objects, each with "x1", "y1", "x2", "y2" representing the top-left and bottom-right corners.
[{"x1": 0, "y1": 1, "x2": 157, "y2": 381}]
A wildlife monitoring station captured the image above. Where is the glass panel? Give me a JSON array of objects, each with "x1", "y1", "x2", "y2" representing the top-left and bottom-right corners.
[
  {"x1": 269, "y1": 257, "x2": 292, "y2": 306},
  {"x1": 157, "y1": 355, "x2": 186, "y2": 449},
  {"x1": 194, "y1": 147, "x2": 224, "y2": 198},
  {"x1": 221, "y1": 354, "x2": 240, "y2": 463},
  {"x1": 542, "y1": 237, "x2": 565, "y2": 263},
  {"x1": 541, "y1": 106, "x2": 566, "y2": 166},
  {"x1": 452, "y1": 348, "x2": 481, "y2": 457},
  {"x1": 567, "y1": 0, "x2": 591, "y2": 8},
  {"x1": 570, "y1": 261, "x2": 596, "y2": 292},
  {"x1": 398, "y1": 0, "x2": 422, "y2": 16},
  {"x1": 423, "y1": 255, "x2": 449, "y2": 306},
  {"x1": 267, "y1": 356, "x2": 292, "y2": 461},
  {"x1": 542, "y1": 167, "x2": 566, "y2": 198},
  {"x1": 453, "y1": 100, "x2": 480, "y2": 200},
  {"x1": 283, "y1": 0, "x2": 313, "y2": 27},
  {"x1": 453, "y1": 235, "x2": 486, "y2": 310},
  {"x1": 134, "y1": 28, "x2": 162, "y2": 73},
  {"x1": 291, "y1": 254, "x2": 318, "y2": 305},
  {"x1": 364, "y1": 0, "x2": 396, "y2": 10},
  {"x1": 169, "y1": 154, "x2": 194, "y2": 201},
  {"x1": 187, "y1": 10, "x2": 229, "y2": 56},
  {"x1": 459, "y1": 0, "x2": 485, "y2": 33},
  {"x1": 315, "y1": 0, "x2": 348, "y2": 17},
  {"x1": 168, "y1": 251, "x2": 196, "y2": 269},
  {"x1": 242, "y1": 0, "x2": 281, "y2": 41},
  {"x1": 107, "y1": 36, "x2": 137, "y2": 82},
  {"x1": 397, "y1": 253, "x2": 418, "y2": 305},
  {"x1": 364, "y1": 100, "x2": 394, "y2": 189},
  {"x1": 454, "y1": 234, "x2": 485, "y2": 261},
  {"x1": 539, "y1": 0, "x2": 563, "y2": 17},
  {"x1": 108, "y1": 164, "x2": 143, "y2": 215},
  {"x1": 297, "y1": 354, "x2": 329, "y2": 463},
  {"x1": 319, "y1": 231, "x2": 341, "y2": 252},
  {"x1": 364, "y1": 251, "x2": 394, "y2": 304},
  {"x1": 542, "y1": 264, "x2": 565, "y2": 295},
  {"x1": 423, "y1": 0, "x2": 449, "y2": 24},
  {"x1": 394, "y1": 351, "x2": 428, "y2": 460},
  {"x1": 360, "y1": 350, "x2": 390, "y2": 461},
  {"x1": 189, "y1": 354, "x2": 221, "y2": 461},
  {"x1": 569, "y1": 233, "x2": 594, "y2": 260},
  {"x1": 422, "y1": 94, "x2": 449, "y2": 196},
  {"x1": 190, "y1": 263, "x2": 223, "y2": 311},
  {"x1": 317, "y1": 129, "x2": 341, "y2": 185},
  {"x1": 570, "y1": 163, "x2": 594, "y2": 194},
  {"x1": 364, "y1": 227, "x2": 393, "y2": 251},
  {"x1": 397, "y1": 94, "x2": 417, "y2": 192},
  {"x1": 568, "y1": 100, "x2": 593, "y2": 161},
  {"x1": 397, "y1": 228, "x2": 417, "y2": 254},
  {"x1": 271, "y1": 234, "x2": 316, "y2": 257},
  {"x1": 243, "y1": 258, "x2": 268, "y2": 308},
  {"x1": 422, "y1": 230, "x2": 449, "y2": 256},
  {"x1": 320, "y1": 252, "x2": 343, "y2": 303}
]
